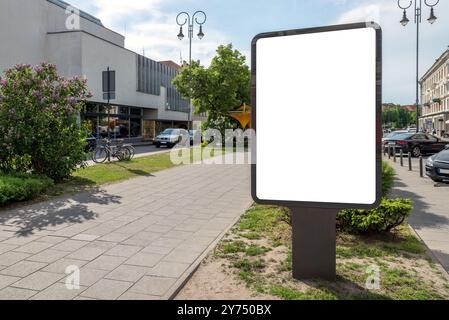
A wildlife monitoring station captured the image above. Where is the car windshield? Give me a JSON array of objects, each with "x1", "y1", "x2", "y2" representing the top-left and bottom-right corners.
[
  {"x1": 386, "y1": 132, "x2": 405, "y2": 138},
  {"x1": 394, "y1": 133, "x2": 414, "y2": 140},
  {"x1": 162, "y1": 129, "x2": 174, "y2": 135}
]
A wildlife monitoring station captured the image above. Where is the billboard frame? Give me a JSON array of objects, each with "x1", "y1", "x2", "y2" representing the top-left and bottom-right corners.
[{"x1": 251, "y1": 22, "x2": 383, "y2": 210}]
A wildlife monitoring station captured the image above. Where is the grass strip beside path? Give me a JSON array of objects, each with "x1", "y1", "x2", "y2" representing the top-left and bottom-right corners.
[
  {"x1": 48, "y1": 148, "x2": 225, "y2": 197},
  {"x1": 179, "y1": 205, "x2": 449, "y2": 300}
]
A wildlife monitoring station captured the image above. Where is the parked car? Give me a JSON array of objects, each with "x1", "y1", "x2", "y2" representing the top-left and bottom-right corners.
[
  {"x1": 383, "y1": 132, "x2": 448, "y2": 157},
  {"x1": 189, "y1": 130, "x2": 203, "y2": 146},
  {"x1": 382, "y1": 130, "x2": 408, "y2": 151},
  {"x1": 155, "y1": 128, "x2": 187, "y2": 148},
  {"x1": 383, "y1": 130, "x2": 408, "y2": 140},
  {"x1": 426, "y1": 145, "x2": 449, "y2": 182}
]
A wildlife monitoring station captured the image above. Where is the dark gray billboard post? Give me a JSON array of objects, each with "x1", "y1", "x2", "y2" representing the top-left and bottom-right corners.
[{"x1": 251, "y1": 22, "x2": 382, "y2": 280}]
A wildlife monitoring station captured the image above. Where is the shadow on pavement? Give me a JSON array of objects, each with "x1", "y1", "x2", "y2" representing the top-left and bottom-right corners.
[
  {"x1": 0, "y1": 189, "x2": 122, "y2": 237},
  {"x1": 391, "y1": 177, "x2": 449, "y2": 230}
]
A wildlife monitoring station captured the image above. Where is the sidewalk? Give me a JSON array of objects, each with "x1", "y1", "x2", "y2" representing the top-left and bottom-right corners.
[
  {"x1": 0, "y1": 155, "x2": 252, "y2": 300},
  {"x1": 385, "y1": 155, "x2": 449, "y2": 273}
]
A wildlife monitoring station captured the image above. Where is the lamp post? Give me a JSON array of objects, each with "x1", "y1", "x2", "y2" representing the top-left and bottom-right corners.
[
  {"x1": 176, "y1": 11, "x2": 207, "y2": 131},
  {"x1": 397, "y1": 0, "x2": 440, "y2": 132}
]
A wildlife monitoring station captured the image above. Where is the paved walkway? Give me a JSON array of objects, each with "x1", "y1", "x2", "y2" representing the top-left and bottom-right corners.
[
  {"x1": 385, "y1": 155, "x2": 449, "y2": 273},
  {"x1": 0, "y1": 156, "x2": 252, "y2": 300}
]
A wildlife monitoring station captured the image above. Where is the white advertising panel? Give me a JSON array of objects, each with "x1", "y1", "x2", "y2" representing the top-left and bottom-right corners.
[{"x1": 252, "y1": 23, "x2": 381, "y2": 209}]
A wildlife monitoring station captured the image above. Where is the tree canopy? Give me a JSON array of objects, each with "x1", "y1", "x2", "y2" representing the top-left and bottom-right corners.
[{"x1": 173, "y1": 44, "x2": 251, "y2": 132}]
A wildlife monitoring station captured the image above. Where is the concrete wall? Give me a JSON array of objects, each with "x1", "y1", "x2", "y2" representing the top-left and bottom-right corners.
[
  {"x1": 0, "y1": 0, "x2": 47, "y2": 71},
  {"x1": 45, "y1": 1, "x2": 125, "y2": 47},
  {"x1": 46, "y1": 32, "x2": 83, "y2": 77}
]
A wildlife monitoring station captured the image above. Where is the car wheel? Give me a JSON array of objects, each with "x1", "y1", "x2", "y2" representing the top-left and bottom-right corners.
[
  {"x1": 412, "y1": 146, "x2": 421, "y2": 157},
  {"x1": 155, "y1": 143, "x2": 160, "y2": 148}
]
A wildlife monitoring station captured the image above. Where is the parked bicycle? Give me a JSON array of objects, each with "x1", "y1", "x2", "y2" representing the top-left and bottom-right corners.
[{"x1": 92, "y1": 138, "x2": 135, "y2": 163}]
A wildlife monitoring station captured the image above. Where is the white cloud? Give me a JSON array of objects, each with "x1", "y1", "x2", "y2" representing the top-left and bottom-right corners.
[
  {"x1": 70, "y1": 0, "x2": 226, "y2": 66},
  {"x1": 335, "y1": 0, "x2": 449, "y2": 104}
]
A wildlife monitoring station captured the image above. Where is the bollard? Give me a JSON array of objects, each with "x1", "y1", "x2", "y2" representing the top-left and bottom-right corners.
[
  {"x1": 393, "y1": 147, "x2": 397, "y2": 163},
  {"x1": 388, "y1": 146, "x2": 391, "y2": 159},
  {"x1": 419, "y1": 156, "x2": 423, "y2": 177},
  {"x1": 400, "y1": 150, "x2": 404, "y2": 167},
  {"x1": 408, "y1": 152, "x2": 412, "y2": 171}
]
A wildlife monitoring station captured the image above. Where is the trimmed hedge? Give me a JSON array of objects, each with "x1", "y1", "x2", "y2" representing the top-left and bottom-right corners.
[
  {"x1": 382, "y1": 161, "x2": 396, "y2": 197},
  {"x1": 337, "y1": 198, "x2": 413, "y2": 233},
  {"x1": 0, "y1": 173, "x2": 54, "y2": 206},
  {"x1": 337, "y1": 162, "x2": 413, "y2": 234}
]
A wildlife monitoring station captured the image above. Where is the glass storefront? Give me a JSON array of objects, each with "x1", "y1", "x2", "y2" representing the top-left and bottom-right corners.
[{"x1": 81, "y1": 102, "x2": 143, "y2": 139}]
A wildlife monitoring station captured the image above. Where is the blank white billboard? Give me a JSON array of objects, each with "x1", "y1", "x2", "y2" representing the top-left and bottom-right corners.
[{"x1": 253, "y1": 23, "x2": 381, "y2": 208}]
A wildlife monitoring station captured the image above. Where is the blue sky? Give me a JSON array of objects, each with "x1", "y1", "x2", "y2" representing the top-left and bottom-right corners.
[{"x1": 68, "y1": 0, "x2": 449, "y2": 105}]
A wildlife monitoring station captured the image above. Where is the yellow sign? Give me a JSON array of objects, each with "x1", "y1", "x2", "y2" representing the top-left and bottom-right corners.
[{"x1": 229, "y1": 103, "x2": 252, "y2": 129}]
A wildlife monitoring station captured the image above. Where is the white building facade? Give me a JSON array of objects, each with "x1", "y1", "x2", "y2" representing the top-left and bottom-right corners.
[
  {"x1": 0, "y1": 0, "x2": 202, "y2": 141},
  {"x1": 420, "y1": 48, "x2": 449, "y2": 137}
]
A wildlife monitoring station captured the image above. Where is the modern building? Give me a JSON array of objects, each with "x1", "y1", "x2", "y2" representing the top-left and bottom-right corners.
[
  {"x1": 0, "y1": 0, "x2": 205, "y2": 141},
  {"x1": 420, "y1": 47, "x2": 449, "y2": 136}
]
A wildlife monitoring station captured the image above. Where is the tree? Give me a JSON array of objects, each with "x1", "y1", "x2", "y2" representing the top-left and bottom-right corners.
[
  {"x1": 173, "y1": 44, "x2": 251, "y2": 133},
  {"x1": 382, "y1": 105, "x2": 415, "y2": 129},
  {"x1": 0, "y1": 63, "x2": 92, "y2": 181}
]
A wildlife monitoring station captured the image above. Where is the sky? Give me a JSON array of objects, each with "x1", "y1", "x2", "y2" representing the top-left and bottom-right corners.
[{"x1": 67, "y1": 0, "x2": 449, "y2": 105}]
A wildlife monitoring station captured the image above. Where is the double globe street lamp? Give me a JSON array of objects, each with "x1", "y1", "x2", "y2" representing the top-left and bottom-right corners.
[
  {"x1": 176, "y1": 11, "x2": 207, "y2": 131},
  {"x1": 397, "y1": 0, "x2": 440, "y2": 132}
]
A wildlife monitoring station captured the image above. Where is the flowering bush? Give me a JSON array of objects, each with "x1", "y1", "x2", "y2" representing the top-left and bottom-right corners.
[{"x1": 0, "y1": 63, "x2": 92, "y2": 181}]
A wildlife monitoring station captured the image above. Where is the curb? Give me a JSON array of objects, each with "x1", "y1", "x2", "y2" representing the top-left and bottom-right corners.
[{"x1": 165, "y1": 201, "x2": 255, "y2": 300}]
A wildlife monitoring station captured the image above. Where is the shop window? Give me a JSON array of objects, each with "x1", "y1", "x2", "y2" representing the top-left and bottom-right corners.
[
  {"x1": 130, "y1": 118, "x2": 142, "y2": 137},
  {"x1": 130, "y1": 107, "x2": 142, "y2": 116},
  {"x1": 85, "y1": 103, "x2": 98, "y2": 113}
]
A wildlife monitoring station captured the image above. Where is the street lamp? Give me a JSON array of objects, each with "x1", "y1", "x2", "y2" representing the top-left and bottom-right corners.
[
  {"x1": 397, "y1": 0, "x2": 440, "y2": 132},
  {"x1": 176, "y1": 11, "x2": 207, "y2": 130}
]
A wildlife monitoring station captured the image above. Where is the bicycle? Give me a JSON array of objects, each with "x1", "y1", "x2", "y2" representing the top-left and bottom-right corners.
[
  {"x1": 123, "y1": 143, "x2": 136, "y2": 160},
  {"x1": 92, "y1": 138, "x2": 132, "y2": 163}
]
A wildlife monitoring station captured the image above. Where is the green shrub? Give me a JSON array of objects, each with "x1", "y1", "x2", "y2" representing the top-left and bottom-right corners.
[
  {"x1": 0, "y1": 173, "x2": 54, "y2": 206},
  {"x1": 0, "y1": 63, "x2": 91, "y2": 181},
  {"x1": 382, "y1": 161, "x2": 396, "y2": 197},
  {"x1": 337, "y1": 198, "x2": 413, "y2": 234}
]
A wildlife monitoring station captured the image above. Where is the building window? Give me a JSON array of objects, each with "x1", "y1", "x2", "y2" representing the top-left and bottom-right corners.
[
  {"x1": 82, "y1": 102, "x2": 143, "y2": 138},
  {"x1": 136, "y1": 55, "x2": 190, "y2": 113}
]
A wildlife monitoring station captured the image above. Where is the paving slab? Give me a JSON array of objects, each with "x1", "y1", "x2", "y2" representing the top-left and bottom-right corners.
[
  {"x1": 0, "y1": 260, "x2": 47, "y2": 278},
  {"x1": 80, "y1": 279, "x2": 133, "y2": 300},
  {"x1": 12, "y1": 271, "x2": 64, "y2": 291}
]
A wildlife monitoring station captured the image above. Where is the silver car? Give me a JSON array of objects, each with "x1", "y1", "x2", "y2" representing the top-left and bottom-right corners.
[{"x1": 155, "y1": 128, "x2": 188, "y2": 148}]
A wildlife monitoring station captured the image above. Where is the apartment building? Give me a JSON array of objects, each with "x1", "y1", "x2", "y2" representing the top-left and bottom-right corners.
[
  {"x1": 0, "y1": 0, "x2": 204, "y2": 141},
  {"x1": 420, "y1": 47, "x2": 449, "y2": 136}
]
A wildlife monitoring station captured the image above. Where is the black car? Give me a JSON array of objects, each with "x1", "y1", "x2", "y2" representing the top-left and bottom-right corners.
[
  {"x1": 383, "y1": 132, "x2": 447, "y2": 157},
  {"x1": 425, "y1": 145, "x2": 449, "y2": 182}
]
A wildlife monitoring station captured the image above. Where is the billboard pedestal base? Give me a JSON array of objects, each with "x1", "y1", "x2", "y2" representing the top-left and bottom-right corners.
[{"x1": 291, "y1": 207, "x2": 337, "y2": 281}]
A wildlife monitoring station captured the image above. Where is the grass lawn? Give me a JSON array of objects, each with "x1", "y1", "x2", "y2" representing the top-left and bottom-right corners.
[
  {"x1": 47, "y1": 147, "x2": 225, "y2": 197},
  {"x1": 177, "y1": 205, "x2": 449, "y2": 300}
]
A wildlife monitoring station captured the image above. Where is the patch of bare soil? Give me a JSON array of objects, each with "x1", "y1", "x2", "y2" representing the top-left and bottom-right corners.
[{"x1": 176, "y1": 256, "x2": 277, "y2": 300}]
